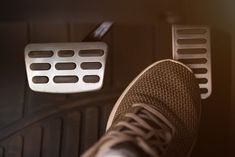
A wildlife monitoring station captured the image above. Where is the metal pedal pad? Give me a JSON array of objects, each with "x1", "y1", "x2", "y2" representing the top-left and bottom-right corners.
[
  {"x1": 25, "y1": 42, "x2": 108, "y2": 93},
  {"x1": 172, "y1": 25, "x2": 212, "y2": 99}
]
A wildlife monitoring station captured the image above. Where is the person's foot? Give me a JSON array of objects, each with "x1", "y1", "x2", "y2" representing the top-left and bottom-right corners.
[{"x1": 82, "y1": 59, "x2": 201, "y2": 157}]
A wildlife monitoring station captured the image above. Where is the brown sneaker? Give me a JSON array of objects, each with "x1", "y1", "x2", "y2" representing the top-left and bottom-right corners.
[{"x1": 82, "y1": 59, "x2": 201, "y2": 157}]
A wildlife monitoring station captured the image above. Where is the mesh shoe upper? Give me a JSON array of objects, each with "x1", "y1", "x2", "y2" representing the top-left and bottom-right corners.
[
  {"x1": 109, "y1": 59, "x2": 201, "y2": 156},
  {"x1": 82, "y1": 59, "x2": 201, "y2": 157},
  {"x1": 111, "y1": 60, "x2": 201, "y2": 131}
]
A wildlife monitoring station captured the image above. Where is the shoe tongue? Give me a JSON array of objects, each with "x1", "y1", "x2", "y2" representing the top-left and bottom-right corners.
[
  {"x1": 110, "y1": 142, "x2": 151, "y2": 157},
  {"x1": 94, "y1": 141, "x2": 149, "y2": 157}
]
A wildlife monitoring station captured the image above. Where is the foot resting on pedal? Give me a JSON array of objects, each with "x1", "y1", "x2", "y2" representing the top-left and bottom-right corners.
[{"x1": 82, "y1": 59, "x2": 201, "y2": 157}]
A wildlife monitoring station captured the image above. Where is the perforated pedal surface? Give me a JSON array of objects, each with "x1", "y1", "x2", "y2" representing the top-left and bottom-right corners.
[
  {"x1": 172, "y1": 25, "x2": 212, "y2": 99},
  {"x1": 25, "y1": 42, "x2": 108, "y2": 93}
]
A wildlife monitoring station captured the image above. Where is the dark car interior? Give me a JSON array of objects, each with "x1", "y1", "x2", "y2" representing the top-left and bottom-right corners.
[{"x1": 0, "y1": 0, "x2": 234, "y2": 156}]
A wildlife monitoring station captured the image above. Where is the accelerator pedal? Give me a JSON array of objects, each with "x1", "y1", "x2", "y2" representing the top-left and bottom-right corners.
[{"x1": 172, "y1": 25, "x2": 212, "y2": 99}]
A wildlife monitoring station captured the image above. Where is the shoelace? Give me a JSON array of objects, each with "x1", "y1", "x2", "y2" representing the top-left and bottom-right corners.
[{"x1": 82, "y1": 103, "x2": 174, "y2": 157}]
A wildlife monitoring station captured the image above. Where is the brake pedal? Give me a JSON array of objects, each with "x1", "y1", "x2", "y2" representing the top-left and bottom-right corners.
[
  {"x1": 172, "y1": 25, "x2": 212, "y2": 99},
  {"x1": 25, "y1": 42, "x2": 108, "y2": 93}
]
